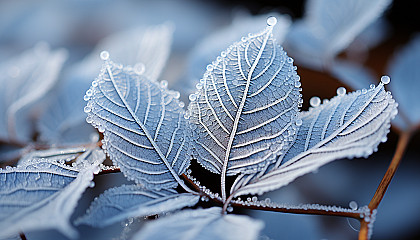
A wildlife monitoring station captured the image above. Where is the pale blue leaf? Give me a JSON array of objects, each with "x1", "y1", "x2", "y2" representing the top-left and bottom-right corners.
[
  {"x1": 387, "y1": 34, "x2": 420, "y2": 129},
  {"x1": 132, "y1": 207, "x2": 264, "y2": 240},
  {"x1": 38, "y1": 24, "x2": 173, "y2": 145},
  {"x1": 0, "y1": 43, "x2": 67, "y2": 143},
  {"x1": 0, "y1": 147, "x2": 105, "y2": 239},
  {"x1": 85, "y1": 60, "x2": 189, "y2": 190},
  {"x1": 187, "y1": 20, "x2": 301, "y2": 177},
  {"x1": 330, "y1": 59, "x2": 376, "y2": 90},
  {"x1": 76, "y1": 185, "x2": 199, "y2": 227},
  {"x1": 285, "y1": 0, "x2": 392, "y2": 70},
  {"x1": 231, "y1": 83, "x2": 398, "y2": 197},
  {"x1": 187, "y1": 12, "x2": 291, "y2": 90}
]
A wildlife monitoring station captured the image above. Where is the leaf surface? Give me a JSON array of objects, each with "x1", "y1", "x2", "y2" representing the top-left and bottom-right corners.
[
  {"x1": 231, "y1": 83, "x2": 397, "y2": 197},
  {"x1": 85, "y1": 60, "x2": 189, "y2": 190},
  {"x1": 76, "y1": 185, "x2": 199, "y2": 227},
  {"x1": 187, "y1": 21, "x2": 301, "y2": 177},
  {"x1": 0, "y1": 43, "x2": 67, "y2": 143},
  {"x1": 132, "y1": 207, "x2": 264, "y2": 240},
  {"x1": 285, "y1": 0, "x2": 391, "y2": 69},
  {"x1": 0, "y1": 147, "x2": 105, "y2": 239}
]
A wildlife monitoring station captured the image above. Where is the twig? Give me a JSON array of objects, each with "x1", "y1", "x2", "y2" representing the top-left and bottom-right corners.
[
  {"x1": 358, "y1": 130, "x2": 412, "y2": 240},
  {"x1": 19, "y1": 232, "x2": 27, "y2": 240}
]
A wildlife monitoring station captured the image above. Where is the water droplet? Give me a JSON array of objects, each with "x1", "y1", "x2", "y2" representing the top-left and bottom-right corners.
[
  {"x1": 221, "y1": 51, "x2": 227, "y2": 57},
  {"x1": 294, "y1": 81, "x2": 301, "y2": 88},
  {"x1": 287, "y1": 57, "x2": 294, "y2": 63},
  {"x1": 84, "y1": 95, "x2": 90, "y2": 101},
  {"x1": 160, "y1": 80, "x2": 168, "y2": 88},
  {"x1": 134, "y1": 63, "x2": 145, "y2": 75},
  {"x1": 232, "y1": 79, "x2": 239, "y2": 85},
  {"x1": 266, "y1": 16, "x2": 278, "y2": 27},
  {"x1": 189, "y1": 94, "x2": 197, "y2": 101},
  {"x1": 310, "y1": 96, "x2": 321, "y2": 107},
  {"x1": 349, "y1": 201, "x2": 358, "y2": 210},
  {"x1": 178, "y1": 102, "x2": 185, "y2": 108},
  {"x1": 206, "y1": 65, "x2": 213, "y2": 71},
  {"x1": 98, "y1": 125, "x2": 105, "y2": 133},
  {"x1": 100, "y1": 51, "x2": 109, "y2": 60},
  {"x1": 227, "y1": 206, "x2": 234, "y2": 212},
  {"x1": 86, "y1": 116, "x2": 93, "y2": 123},
  {"x1": 241, "y1": 37, "x2": 247, "y2": 42},
  {"x1": 252, "y1": 196, "x2": 258, "y2": 202},
  {"x1": 369, "y1": 84, "x2": 375, "y2": 89},
  {"x1": 361, "y1": 89, "x2": 367, "y2": 94},
  {"x1": 380, "y1": 75, "x2": 390, "y2": 85},
  {"x1": 84, "y1": 106, "x2": 91, "y2": 113},
  {"x1": 86, "y1": 89, "x2": 93, "y2": 96},
  {"x1": 196, "y1": 83, "x2": 203, "y2": 90},
  {"x1": 89, "y1": 181, "x2": 95, "y2": 188},
  {"x1": 336, "y1": 87, "x2": 346, "y2": 96},
  {"x1": 296, "y1": 119, "x2": 303, "y2": 126},
  {"x1": 92, "y1": 81, "x2": 98, "y2": 87}
]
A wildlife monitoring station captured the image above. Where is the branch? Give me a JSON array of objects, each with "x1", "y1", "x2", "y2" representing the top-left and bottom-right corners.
[
  {"x1": 359, "y1": 130, "x2": 412, "y2": 240},
  {"x1": 19, "y1": 232, "x2": 27, "y2": 240}
]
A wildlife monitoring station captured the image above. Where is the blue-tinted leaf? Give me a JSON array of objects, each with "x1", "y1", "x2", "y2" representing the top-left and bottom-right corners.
[
  {"x1": 232, "y1": 83, "x2": 397, "y2": 197},
  {"x1": 387, "y1": 35, "x2": 420, "y2": 129},
  {"x1": 85, "y1": 60, "x2": 189, "y2": 190},
  {"x1": 38, "y1": 24, "x2": 173, "y2": 145},
  {"x1": 186, "y1": 12, "x2": 291, "y2": 91},
  {"x1": 187, "y1": 20, "x2": 301, "y2": 177},
  {"x1": 76, "y1": 185, "x2": 199, "y2": 227},
  {"x1": 132, "y1": 207, "x2": 264, "y2": 240},
  {"x1": 330, "y1": 59, "x2": 376, "y2": 90},
  {"x1": 0, "y1": 43, "x2": 67, "y2": 143},
  {"x1": 285, "y1": 0, "x2": 392, "y2": 70},
  {"x1": 0, "y1": 147, "x2": 105, "y2": 239}
]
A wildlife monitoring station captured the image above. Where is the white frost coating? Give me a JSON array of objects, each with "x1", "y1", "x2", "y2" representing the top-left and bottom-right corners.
[
  {"x1": 231, "y1": 83, "x2": 398, "y2": 197},
  {"x1": 132, "y1": 207, "x2": 264, "y2": 240},
  {"x1": 387, "y1": 35, "x2": 420, "y2": 129},
  {"x1": 76, "y1": 185, "x2": 199, "y2": 227},
  {"x1": 285, "y1": 0, "x2": 392, "y2": 70},
  {"x1": 0, "y1": 147, "x2": 105, "y2": 239},
  {"x1": 0, "y1": 43, "x2": 67, "y2": 143},
  {"x1": 187, "y1": 21, "x2": 301, "y2": 176},
  {"x1": 85, "y1": 60, "x2": 190, "y2": 190}
]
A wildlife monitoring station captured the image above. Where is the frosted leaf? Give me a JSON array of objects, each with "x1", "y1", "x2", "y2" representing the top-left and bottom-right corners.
[
  {"x1": 285, "y1": 0, "x2": 392, "y2": 70},
  {"x1": 187, "y1": 22, "x2": 301, "y2": 177},
  {"x1": 0, "y1": 43, "x2": 67, "y2": 143},
  {"x1": 231, "y1": 83, "x2": 397, "y2": 197},
  {"x1": 330, "y1": 59, "x2": 376, "y2": 91},
  {"x1": 0, "y1": 147, "x2": 105, "y2": 239},
  {"x1": 132, "y1": 207, "x2": 264, "y2": 240},
  {"x1": 37, "y1": 23, "x2": 173, "y2": 145},
  {"x1": 387, "y1": 35, "x2": 420, "y2": 129},
  {"x1": 185, "y1": 12, "x2": 291, "y2": 96},
  {"x1": 76, "y1": 185, "x2": 199, "y2": 227},
  {"x1": 85, "y1": 60, "x2": 190, "y2": 190}
]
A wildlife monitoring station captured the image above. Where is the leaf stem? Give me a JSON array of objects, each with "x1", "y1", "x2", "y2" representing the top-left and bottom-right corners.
[
  {"x1": 19, "y1": 232, "x2": 27, "y2": 240},
  {"x1": 358, "y1": 130, "x2": 411, "y2": 240}
]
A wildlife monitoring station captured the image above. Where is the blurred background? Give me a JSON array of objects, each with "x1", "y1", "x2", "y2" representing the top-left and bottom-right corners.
[{"x1": 0, "y1": 0, "x2": 419, "y2": 239}]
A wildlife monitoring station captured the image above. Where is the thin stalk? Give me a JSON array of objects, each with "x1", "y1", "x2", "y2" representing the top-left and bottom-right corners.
[
  {"x1": 358, "y1": 130, "x2": 411, "y2": 240},
  {"x1": 19, "y1": 232, "x2": 27, "y2": 240}
]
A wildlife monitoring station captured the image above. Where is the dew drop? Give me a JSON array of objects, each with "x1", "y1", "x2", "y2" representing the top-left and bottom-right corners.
[
  {"x1": 134, "y1": 63, "x2": 145, "y2": 75},
  {"x1": 84, "y1": 106, "x2": 91, "y2": 113},
  {"x1": 84, "y1": 95, "x2": 90, "y2": 101},
  {"x1": 296, "y1": 119, "x2": 303, "y2": 126},
  {"x1": 361, "y1": 89, "x2": 367, "y2": 94},
  {"x1": 310, "y1": 96, "x2": 321, "y2": 107},
  {"x1": 206, "y1": 65, "x2": 213, "y2": 71},
  {"x1": 232, "y1": 79, "x2": 239, "y2": 85},
  {"x1": 369, "y1": 84, "x2": 375, "y2": 89},
  {"x1": 294, "y1": 81, "x2": 301, "y2": 88},
  {"x1": 266, "y1": 16, "x2": 277, "y2": 26},
  {"x1": 189, "y1": 93, "x2": 197, "y2": 101},
  {"x1": 100, "y1": 51, "x2": 109, "y2": 60},
  {"x1": 241, "y1": 37, "x2": 247, "y2": 42},
  {"x1": 89, "y1": 181, "x2": 95, "y2": 188},
  {"x1": 221, "y1": 51, "x2": 227, "y2": 57},
  {"x1": 349, "y1": 201, "x2": 358, "y2": 210},
  {"x1": 178, "y1": 102, "x2": 185, "y2": 108},
  {"x1": 196, "y1": 83, "x2": 203, "y2": 90},
  {"x1": 98, "y1": 125, "x2": 105, "y2": 133},
  {"x1": 336, "y1": 87, "x2": 346, "y2": 96},
  {"x1": 92, "y1": 81, "x2": 98, "y2": 87},
  {"x1": 287, "y1": 57, "x2": 294, "y2": 63},
  {"x1": 160, "y1": 80, "x2": 168, "y2": 88},
  {"x1": 252, "y1": 196, "x2": 258, "y2": 202},
  {"x1": 227, "y1": 206, "x2": 234, "y2": 212},
  {"x1": 86, "y1": 89, "x2": 93, "y2": 96},
  {"x1": 380, "y1": 75, "x2": 390, "y2": 85}
]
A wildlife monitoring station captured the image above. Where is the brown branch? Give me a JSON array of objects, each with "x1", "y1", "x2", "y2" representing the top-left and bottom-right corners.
[
  {"x1": 19, "y1": 232, "x2": 27, "y2": 240},
  {"x1": 359, "y1": 130, "x2": 412, "y2": 240},
  {"x1": 95, "y1": 167, "x2": 121, "y2": 176}
]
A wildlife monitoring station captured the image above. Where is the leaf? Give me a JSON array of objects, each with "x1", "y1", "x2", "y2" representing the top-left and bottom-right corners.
[
  {"x1": 85, "y1": 60, "x2": 189, "y2": 190},
  {"x1": 330, "y1": 59, "x2": 376, "y2": 91},
  {"x1": 0, "y1": 43, "x2": 67, "y2": 143},
  {"x1": 387, "y1": 34, "x2": 420, "y2": 129},
  {"x1": 0, "y1": 147, "x2": 105, "y2": 239},
  {"x1": 187, "y1": 19, "x2": 301, "y2": 177},
  {"x1": 38, "y1": 24, "x2": 173, "y2": 145},
  {"x1": 132, "y1": 207, "x2": 264, "y2": 240},
  {"x1": 231, "y1": 83, "x2": 398, "y2": 197},
  {"x1": 76, "y1": 185, "x2": 199, "y2": 227},
  {"x1": 186, "y1": 12, "x2": 291, "y2": 92},
  {"x1": 284, "y1": 0, "x2": 392, "y2": 70}
]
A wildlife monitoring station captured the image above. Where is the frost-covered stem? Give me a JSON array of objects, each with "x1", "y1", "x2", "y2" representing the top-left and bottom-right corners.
[
  {"x1": 222, "y1": 194, "x2": 235, "y2": 214},
  {"x1": 19, "y1": 232, "x2": 27, "y2": 240},
  {"x1": 359, "y1": 130, "x2": 411, "y2": 240},
  {"x1": 95, "y1": 167, "x2": 121, "y2": 176}
]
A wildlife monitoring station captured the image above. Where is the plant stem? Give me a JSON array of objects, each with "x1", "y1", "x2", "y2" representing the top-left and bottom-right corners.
[
  {"x1": 358, "y1": 130, "x2": 411, "y2": 240},
  {"x1": 19, "y1": 232, "x2": 27, "y2": 240}
]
